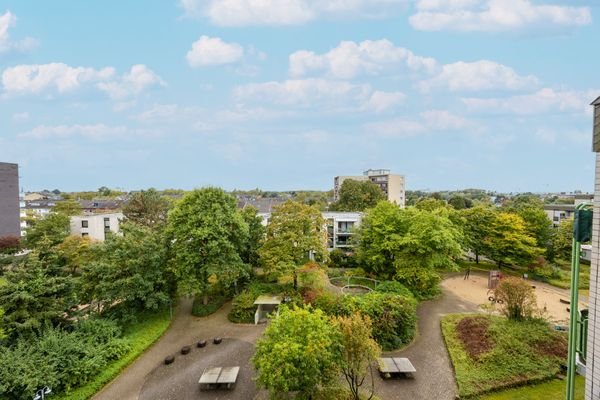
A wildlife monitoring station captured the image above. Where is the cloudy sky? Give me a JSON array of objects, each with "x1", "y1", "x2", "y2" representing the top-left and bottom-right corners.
[{"x1": 0, "y1": 1, "x2": 598, "y2": 193}]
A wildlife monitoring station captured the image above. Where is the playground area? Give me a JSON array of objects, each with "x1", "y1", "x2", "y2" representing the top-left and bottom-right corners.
[{"x1": 442, "y1": 272, "x2": 586, "y2": 324}]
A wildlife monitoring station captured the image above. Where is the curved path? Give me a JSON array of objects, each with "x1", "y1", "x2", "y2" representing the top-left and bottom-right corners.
[
  {"x1": 94, "y1": 281, "x2": 479, "y2": 400},
  {"x1": 92, "y1": 298, "x2": 265, "y2": 400}
]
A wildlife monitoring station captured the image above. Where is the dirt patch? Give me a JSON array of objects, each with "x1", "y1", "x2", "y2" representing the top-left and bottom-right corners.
[
  {"x1": 533, "y1": 334, "x2": 568, "y2": 359},
  {"x1": 456, "y1": 316, "x2": 494, "y2": 360}
]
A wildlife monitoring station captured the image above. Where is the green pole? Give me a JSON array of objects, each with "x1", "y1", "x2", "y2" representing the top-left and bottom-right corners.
[{"x1": 565, "y1": 236, "x2": 581, "y2": 400}]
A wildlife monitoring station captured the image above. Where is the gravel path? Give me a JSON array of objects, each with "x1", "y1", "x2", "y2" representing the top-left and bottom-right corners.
[
  {"x1": 373, "y1": 285, "x2": 479, "y2": 400},
  {"x1": 92, "y1": 298, "x2": 265, "y2": 400}
]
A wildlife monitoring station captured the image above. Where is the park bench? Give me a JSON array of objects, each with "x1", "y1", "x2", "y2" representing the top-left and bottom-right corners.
[
  {"x1": 377, "y1": 357, "x2": 416, "y2": 379},
  {"x1": 198, "y1": 366, "x2": 240, "y2": 390}
]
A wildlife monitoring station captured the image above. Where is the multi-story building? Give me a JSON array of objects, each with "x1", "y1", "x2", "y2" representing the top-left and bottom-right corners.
[
  {"x1": 70, "y1": 212, "x2": 123, "y2": 241},
  {"x1": 323, "y1": 211, "x2": 362, "y2": 250},
  {"x1": 334, "y1": 169, "x2": 405, "y2": 207},
  {"x1": 0, "y1": 162, "x2": 20, "y2": 238},
  {"x1": 586, "y1": 95, "x2": 600, "y2": 399},
  {"x1": 544, "y1": 204, "x2": 576, "y2": 227}
]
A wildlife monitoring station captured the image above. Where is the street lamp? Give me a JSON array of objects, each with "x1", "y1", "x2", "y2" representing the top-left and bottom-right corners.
[{"x1": 33, "y1": 386, "x2": 51, "y2": 400}]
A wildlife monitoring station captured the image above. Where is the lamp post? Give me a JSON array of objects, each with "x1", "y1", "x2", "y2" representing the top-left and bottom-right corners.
[{"x1": 33, "y1": 386, "x2": 51, "y2": 400}]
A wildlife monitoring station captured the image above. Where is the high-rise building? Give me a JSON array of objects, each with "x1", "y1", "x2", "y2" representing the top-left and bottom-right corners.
[
  {"x1": 334, "y1": 169, "x2": 405, "y2": 207},
  {"x1": 0, "y1": 162, "x2": 20, "y2": 238},
  {"x1": 586, "y1": 95, "x2": 600, "y2": 399}
]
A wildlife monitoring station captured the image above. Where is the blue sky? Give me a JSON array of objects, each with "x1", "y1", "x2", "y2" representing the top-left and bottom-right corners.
[{"x1": 0, "y1": 0, "x2": 598, "y2": 193}]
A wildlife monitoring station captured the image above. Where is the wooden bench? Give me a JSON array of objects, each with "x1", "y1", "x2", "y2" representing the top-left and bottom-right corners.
[
  {"x1": 377, "y1": 357, "x2": 416, "y2": 379},
  {"x1": 199, "y1": 366, "x2": 240, "y2": 390}
]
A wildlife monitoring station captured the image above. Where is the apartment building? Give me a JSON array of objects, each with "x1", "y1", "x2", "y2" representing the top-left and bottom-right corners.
[
  {"x1": 323, "y1": 211, "x2": 362, "y2": 250},
  {"x1": 586, "y1": 95, "x2": 600, "y2": 399},
  {"x1": 0, "y1": 162, "x2": 20, "y2": 238},
  {"x1": 544, "y1": 204, "x2": 576, "y2": 227},
  {"x1": 70, "y1": 212, "x2": 123, "y2": 241},
  {"x1": 334, "y1": 169, "x2": 405, "y2": 207}
]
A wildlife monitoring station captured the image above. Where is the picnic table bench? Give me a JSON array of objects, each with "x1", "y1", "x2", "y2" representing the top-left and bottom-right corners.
[
  {"x1": 377, "y1": 357, "x2": 416, "y2": 379},
  {"x1": 198, "y1": 366, "x2": 240, "y2": 390}
]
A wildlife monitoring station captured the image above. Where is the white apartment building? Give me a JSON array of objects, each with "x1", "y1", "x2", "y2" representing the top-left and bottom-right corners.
[
  {"x1": 544, "y1": 204, "x2": 576, "y2": 227},
  {"x1": 70, "y1": 212, "x2": 123, "y2": 241},
  {"x1": 334, "y1": 169, "x2": 405, "y2": 207}
]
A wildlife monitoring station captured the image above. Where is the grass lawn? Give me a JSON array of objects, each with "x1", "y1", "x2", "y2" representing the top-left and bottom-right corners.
[
  {"x1": 57, "y1": 308, "x2": 172, "y2": 400},
  {"x1": 480, "y1": 376, "x2": 584, "y2": 400},
  {"x1": 442, "y1": 313, "x2": 568, "y2": 398}
]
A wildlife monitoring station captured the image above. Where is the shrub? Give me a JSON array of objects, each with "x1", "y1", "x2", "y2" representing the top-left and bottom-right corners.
[
  {"x1": 394, "y1": 266, "x2": 441, "y2": 299},
  {"x1": 0, "y1": 236, "x2": 20, "y2": 255},
  {"x1": 298, "y1": 262, "x2": 327, "y2": 291},
  {"x1": 338, "y1": 292, "x2": 417, "y2": 351},
  {"x1": 374, "y1": 281, "x2": 414, "y2": 299},
  {"x1": 192, "y1": 295, "x2": 228, "y2": 317},
  {"x1": 494, "y1": 277, "x2": 537, "y2": 321}
]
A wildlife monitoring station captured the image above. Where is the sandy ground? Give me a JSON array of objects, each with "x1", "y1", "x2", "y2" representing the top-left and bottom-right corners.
[{"x1": 442, "y1": 273, "x2": 586, "y2": 324}]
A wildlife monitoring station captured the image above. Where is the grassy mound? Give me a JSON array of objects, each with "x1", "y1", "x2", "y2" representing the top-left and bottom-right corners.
[{"x1": 442, "y1": 314, "x2": 567, "y2": 398}]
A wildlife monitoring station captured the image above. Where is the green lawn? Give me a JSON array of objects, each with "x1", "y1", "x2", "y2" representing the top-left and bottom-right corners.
[
  {"x1": 56, "y1": 308, "x2": 173, "y2": 400},
  {"x1": 442, "y1": 313, "x2": 568, "y2": 398},
  {"x1": 480, "y1": 376, "x2": 584, "y2": 400}
]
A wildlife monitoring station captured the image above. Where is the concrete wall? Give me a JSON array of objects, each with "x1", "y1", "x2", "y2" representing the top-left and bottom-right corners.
[
  {"x1": 387, "y1": 174, "x2": 406, "y2": 208},
  {"x1": 0, "y1": 162, "x2": 20, "y2": 237},
  {"x1": 70, "y1": 213, "x2": 123, "y2": 241}
]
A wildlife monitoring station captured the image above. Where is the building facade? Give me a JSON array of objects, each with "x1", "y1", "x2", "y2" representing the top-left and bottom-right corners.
[
  {"x1": 334, "y1": 169, "x2": 405, "y2": 207},
  {"x1": 70, "y1": 212, "x2": 124, "y2": 241},
  {"x1": 586, "y1": 96, "x2": 600, "y2": 399},
  {"x1": 0, "y1": 162, "x2": 20, "y2": 238},
  {"x1": 544, "y1": 204, "x2": 576, "y2": 227}
]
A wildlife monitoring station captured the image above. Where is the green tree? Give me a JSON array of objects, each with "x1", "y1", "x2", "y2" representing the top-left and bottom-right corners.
[
  {"x1": 56, "y1": 235, "x2": 95, "y2": 274},
  {"x1": 494, "y1": 277, "x2": 538, "y2": 321},
  {"x1": 448, "y1": 195, "x2": 473, "y2": 210},
  {"x1": 167, "y1": 188, "x2": 249, "y2": 303},
  {"x1": 53, "y1": 199, "x2": 81, "y2": 216},
  {"x1": 123, "y1": 188, "x2": 171, "y2": 229},
  {"x1": 483, "y1": 212, "x2": 542, "y2": 267},
  {"x1": 259, "y1": 200, "x2": 327, "y2": 288},
  {"x1": 332, "y1": 180, "x2": 385, "y2": 211},
  {"x1": 81, "y1": 223, "x2": 172, "y2": 318},
  {"x1": 239, "y1": 206, "x2": 265, "y2": 267},
  {"x1": 461, "y1": 205, "x2": 497, "y2": 264},
  {"x1": 513, "y1": 205, "x2": 553, "y2": 255},
  {"x1": 550, "y1": 218, "x2": 574, "y2": 261},
  {"x1": 415, "y1": 197, "x2": 448, "y2": 211},
  {"x1": 334, "y1": 313, "x2": 381, "y2": 400},
  {"x1": 24, "y1": 212, "x2": 70, "y2": 249},
  {"x1": 253, "y1": 306, "x2": 342, "y2": 399},
  {"x1": 0, "y1": 252, "x2": 74, "y2": 339},
  {"x1": 97, "y1": 186, "x2": 112, "y2": 196},
  {"x1": 357, "y1": 203, "x2": 463, "y2": 296}
]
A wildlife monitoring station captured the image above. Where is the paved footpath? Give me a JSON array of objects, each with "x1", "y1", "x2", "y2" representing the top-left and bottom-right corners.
[{"x1": 92, "y1": 298, "x2": 264, "y2": 400}]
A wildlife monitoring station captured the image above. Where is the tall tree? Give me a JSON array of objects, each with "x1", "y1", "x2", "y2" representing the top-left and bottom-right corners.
[
  {"x1": 253, "y1": 306, "x2": 342, "y2": 399},
  {"x1": 123, "y1": 188, "x2": 171, "y2": 229},
  {"x1": 53, "y1": 200, "x2": 82, "y2": 216},
  {"x1": 332, "y1": 179, "x2": 385, "y2": 211},
  {"x1": 81, "y1": 222, "x2": 173, "y2": 318},
  {"x1": 24, "y1": 212, "x2": 70, "y2": 249},
  {"x1": 56, "y1": 235, "x2": 95, "y2": 274},
  {"x1": 513, "y1": 205, "x2": 553, "y2": 254},
  {"x1": 357, "y1": 203, "x2": 463, "y2": 296},
  {"x1": 239, "y1": 206, "x2": 265, "y2": 267},
  {"x1": 483, "y1": 212, "x2": 542, "y2": 267},
  {"x1": 167, "y1": 188, "x2": 249, "y2": 302},
  {"x1": 550, "y1": 217, "x2": 574, "y2": 261},
  {"x1": 259, "y1": 200, "x2": 327, "y2": 287},
  {"x1": 461, "y1": 205, "x2": 497, "y2": 264},
  {"x1": 335, "y1": 313, "x2": 381, "y2": 400}
]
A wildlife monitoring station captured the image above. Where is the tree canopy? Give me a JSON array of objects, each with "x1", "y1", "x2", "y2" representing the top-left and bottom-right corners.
[
  {"x1": 123, "y1": 188, "x2": 171, "y2": 229},
  {"x1": 167, "y1": 188, "x2": 249, "y2": 299},
  {"x1": 483, "y1": 212, "x2": 542, "y2": 267},
  {"x1": 332, "y1": 179, "x2": 385, "y2": 211}
]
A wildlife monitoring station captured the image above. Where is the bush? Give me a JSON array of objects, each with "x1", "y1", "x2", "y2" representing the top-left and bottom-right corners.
[
  {"x1": 394, "y1": 266, "x2": 441, "y2": 299},
  {"x1": 192, "y1": 295, "x2": 228, "y2": 317},
  {"x1": 298, "y1": 262, "x2": 327, "y2": 291},
  {"x1": 494, "y1": 277, "x2": 537, "y2": 321},
  {"x1": 0, "y1": 236, "x2": 20, "y2": 255},
  {"x1": 338, "y1": 292, "x2": 417, "y2": 351},
  {"x1": 374, "y1": 281, "x2": 414, "y2": 299}
]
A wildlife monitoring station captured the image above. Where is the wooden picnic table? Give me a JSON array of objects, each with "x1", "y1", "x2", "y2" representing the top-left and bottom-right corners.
[
  {"x1": 377, "y1": 357, "x2": 416, "y2": 378},
  {"x1": 198, "y1": 366, "x2": 240, "y2": 390}
]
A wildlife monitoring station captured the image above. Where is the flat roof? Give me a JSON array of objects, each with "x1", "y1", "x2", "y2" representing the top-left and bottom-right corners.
[{"x1": 254, "y1": 295, "x2": 282, "y2": 305}]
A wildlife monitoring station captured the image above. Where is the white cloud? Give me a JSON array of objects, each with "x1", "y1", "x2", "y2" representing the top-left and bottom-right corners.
[
  {"x1": 2, "y1": 63, "x2": 115, "y2": 94},
  {"x1": 182, "y1": 0, "x2": 408, "y2": 26},
  {"x1": 290, "y1": 39, "x2": 438, "y2": 79},
  {"x1": 365, "y1": 109, "x2": 479, "y2": 137},
  {"x1": 462, "y1": 88, "x2": 597, "y2": 115},
  {"x1": 420, "y1": 109, "x2": 473, "y2": 130},
  {"x1": 364, "y1": 119, "x2": 427, "y2": 138},
  {"x1": 12, "y1": 111, "x2": 29, "y2": 121},
  {"x1": 417, "y1": 60, "x2": 539, "y2": 92},
  {"x1": 409, "y1": 0, "x2": 592, "y2": 33},
  {"x1": 0, "y1": 11, "x2": 37, "y2": 54},
  {"x1": 364, "y1": 91, "x2": 406, "y2": 113},
  {"x1": 96, "y1": 64, "x2": 165, "y2": 99},
  {"x1": 234, "y1": 78, "x2": 404, "y2": 113},
  {"x1": 2, "y1": 63, "x2": 163, "y2": 99},
  {"x1": 18, "y1": 124, "x2": 159, "y2": 141},
  {"x1": 186, "y1": 36, "x2": 244, "y2": 67}
]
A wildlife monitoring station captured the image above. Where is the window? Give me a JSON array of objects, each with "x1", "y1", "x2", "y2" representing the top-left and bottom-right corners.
[
  {"x1": 104, "y1": 217, "x2": 111, "y2": 232},
  {"x1": 82, "y1": 232, "x2": 89, "y2": 237},
  {"x1": 81, "y1": 220, "x2": 88, "y2": 228}
]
